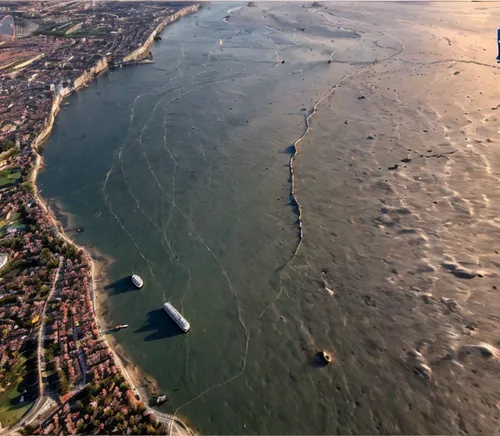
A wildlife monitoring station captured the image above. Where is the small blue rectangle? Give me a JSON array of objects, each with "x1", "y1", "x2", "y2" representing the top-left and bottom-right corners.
[{"x1": 497, "y1": 29, "x2": 500, "y2": 63}]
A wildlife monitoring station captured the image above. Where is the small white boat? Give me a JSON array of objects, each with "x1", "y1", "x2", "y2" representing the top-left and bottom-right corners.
[
  {"x1": 163, "y1": 302, "x2": 190, "y2": 332},
  {"x1": 131, "y1": 274, "x2": 144, "y2": 289},
  {"x1": 156, "y1": 394, "x2": 168, "y2": 405}
]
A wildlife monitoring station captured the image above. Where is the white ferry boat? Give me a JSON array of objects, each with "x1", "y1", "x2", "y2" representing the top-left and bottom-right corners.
[
  {"x1": 163, "y1": 302, "x2": 190, "y2": 332},
  {"x1": 131, "y1": 274, "x2": 144, "y2": 289}
]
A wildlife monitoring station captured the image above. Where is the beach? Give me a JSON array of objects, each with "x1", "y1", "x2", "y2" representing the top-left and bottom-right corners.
[{"x1": 37, "y1": 2, "x2": 500, "y2": 434}]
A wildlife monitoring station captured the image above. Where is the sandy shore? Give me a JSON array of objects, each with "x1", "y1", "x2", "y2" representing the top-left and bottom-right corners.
[
  {"x1": 94, "y1": 285, "x2": 161, "y2": 401},
  {"x1": 43, "y1": 196, "x2": 163, "y2": 403}
]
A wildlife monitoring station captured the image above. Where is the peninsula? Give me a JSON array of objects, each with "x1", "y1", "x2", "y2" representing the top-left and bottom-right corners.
[{"x1": 0, "y1": 2, "x2": 198, "y2": 434}]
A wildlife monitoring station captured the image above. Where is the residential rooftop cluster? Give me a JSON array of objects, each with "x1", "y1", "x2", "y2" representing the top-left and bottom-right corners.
[
  {"x1": 0, "y1": 0, "x2": 197, "y2": 432},
  {"x1": 43, "y1": 252, "x2": 118, "y2": 395},
  {"x1": 26, "y1": 374, "x2": 170, "y2": 435}
]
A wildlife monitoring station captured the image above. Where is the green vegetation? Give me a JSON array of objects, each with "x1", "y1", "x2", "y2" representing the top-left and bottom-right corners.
[
  {"x1": 0, "y1": 148, "x2": 18, "y2": 161},
  {"x1": 0, "y1": 168, "x2": 21, "y2": 188},
  {"x1": 66, "y1": 30, "x2": 108, "y2": 38},
  {"x1": 20, "y1": 181, "x2": 35, "y2": 194},
  {"x1": 0, "y1": 356, "x2": 32, "y2": 428},
  {"x1": 34, "y1": 29, "x2": 68, "y2": 37},
  {"x1": 0, "y1": 294, "x2": 18, "y2": 305},
  {"x1": 42, "y1": 368, "x2": 56, "y2": 379},
  {"x1": 0, "y1": 396, "x2": 31, "y2": 428},
  {"x1": 0, "y1": 140, "x2": 15, "y2": 153},
  {"x1": 34, "y1": 28, "x2": 107, "y2": 38},
  {"x1": 57, "y1": 369, "x2": 70, "y2": 395}
]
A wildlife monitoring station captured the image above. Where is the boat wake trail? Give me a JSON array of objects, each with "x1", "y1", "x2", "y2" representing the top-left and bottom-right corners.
[
  {"x1": 102, "y1": 88, "x2": 168, "y2": 276},
  {"x1": 102, "y1": 166, "x2": 155, "y2": 276},
  {"x1": 125, "y1": 67, "x2": 252, "y2": 416}
]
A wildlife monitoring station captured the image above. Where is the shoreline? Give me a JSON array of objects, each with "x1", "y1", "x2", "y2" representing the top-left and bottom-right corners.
[{"x1": 27, "y1": 4, "x2": 199, "y2": 432}]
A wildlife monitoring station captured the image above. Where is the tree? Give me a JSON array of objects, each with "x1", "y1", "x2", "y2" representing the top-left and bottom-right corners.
[
  {"x1": 47, "y1": 259, "x2": 59, "y2": 269},
  {"x1": 57, "y1": 370, "x2": 70, "y2": 395},
  {"x1": 45, "y1": 348, "x2": 54, "y2": 362},
  {"x1": 1, "y1": 140, "x2": 15, "y2": 152},
  {"x1": 21, "y1": 424, "x2": 37, "y2": 435}
]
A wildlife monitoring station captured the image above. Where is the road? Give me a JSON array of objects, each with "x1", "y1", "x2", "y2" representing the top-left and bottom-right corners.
[
  {"x1": 2, "y1": 396, "x2": 57, "y2": 436},
  {"x1": 37, "y1": 256, "x2": 63, "y2": 397},
  {"x1": 152, "y1": 409, "x2": 195, "y2": 436},
  {"x1": 2, "y1": 258, "x2": 65, "y2": 435}
]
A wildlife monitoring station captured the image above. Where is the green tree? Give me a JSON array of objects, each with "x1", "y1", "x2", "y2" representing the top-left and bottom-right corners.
[
  {"x1": 21, "y1": 424, "x2": 37, "y2": 435},
  {"x1": 0, "y1": 140, "x2": 15, "y2": 152},
  {"x1": 57, "y1": 370, "x2": 70, "y2": 395}
]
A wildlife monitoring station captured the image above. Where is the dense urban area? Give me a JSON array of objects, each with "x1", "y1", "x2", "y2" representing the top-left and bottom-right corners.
[{"x1": 0, "y1": 1, "x2": 197, "y2": 434}]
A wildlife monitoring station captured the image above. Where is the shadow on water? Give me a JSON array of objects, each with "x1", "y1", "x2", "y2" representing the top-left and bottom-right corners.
[
  {"x1": 135, "y1": 309, "x2": 184, "y2": 342},
  {"x1": 104, "y1": 277, "x2": 136, "y2": 295},
  {"x1": 283, "y1": 144, "x2": 296, "y2": 155},
  {"x1": 308, "y1": 352, "x2": 332, "y2": 369}
]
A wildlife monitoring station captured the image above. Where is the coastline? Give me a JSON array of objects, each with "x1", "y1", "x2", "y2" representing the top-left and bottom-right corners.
[{"x1": 26, "y1": 4, "x2": 199, "y2": 432}]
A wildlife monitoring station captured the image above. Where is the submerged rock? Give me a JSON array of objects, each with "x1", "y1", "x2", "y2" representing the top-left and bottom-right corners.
[
  {"x1": 420, "y1": 293, "x2": 434, "y2": 304},
  {"x1": 458, "y1": 343, "x2": 499, "y2": 361},
  {"x1": 317, "y1": 350, "x2": 332, "y2": 365},
  {"x1": 440, "y1": 297, "x2": 459, "y2": 311},
  {"x1": 407, "y1": 348, "x2": 432, "y2": 382},
  {"x1": 414, "y1": 363, "x2": 432, "y2": 381},
  {"x1": 452, "y1": 268, "x2": 477, "y2": 279}
]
